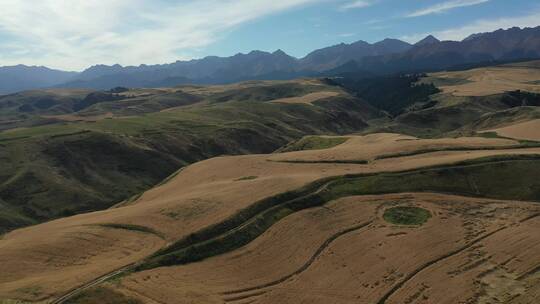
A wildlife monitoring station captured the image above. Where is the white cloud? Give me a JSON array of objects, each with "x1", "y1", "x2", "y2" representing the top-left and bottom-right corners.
[
  {"x1": 340, "y1": 0, "x2": 372, "y2": 10},
  {"x1": 369, "y1": 25, "x2": 390, "y2": 31},
  {"x1": 406, "y1": 0, "x2": 489, "y2": 18},
  {"x1": 401, "y1": 11, "x2": 540, "y2": 43},
  {"x1": 0, "y1": 0, "x2": 322, "y2": 70}
]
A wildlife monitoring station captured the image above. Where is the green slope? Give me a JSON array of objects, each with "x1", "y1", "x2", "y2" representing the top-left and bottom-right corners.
[{"x1": 0, "y1": 82, "x2": 381, "y2": 233}]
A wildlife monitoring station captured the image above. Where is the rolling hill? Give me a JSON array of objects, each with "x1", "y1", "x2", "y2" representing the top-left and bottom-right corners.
[
  {"x1": 1, "y1": 132, "x2": 539, "y2": 303},
  {"x1": 0, "y1": 79, "x2": 381, "y2": 233},
  {"x1": 2, "y1": 59, "x2": 540, "y2": 234},
  {"x1": 1, "y1": 54, "x2": 540, "y2": 304}
]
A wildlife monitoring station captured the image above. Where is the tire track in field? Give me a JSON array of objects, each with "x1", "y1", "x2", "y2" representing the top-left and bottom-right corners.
[
  {"x1": 221, "y1": 220, "x2": 374, "y2": 302},
  {"x1": 376, "y1": 213, "x2": 540, "y2": 304}
]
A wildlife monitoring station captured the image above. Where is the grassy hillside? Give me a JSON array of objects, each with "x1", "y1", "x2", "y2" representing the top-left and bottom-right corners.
[
  {"x1": 0, "y1": 80, "x2": 381, "y2": 233},
  {"x1": 368, "y1": 91, "x2": 540, "y2": 138},
  {"x1": 0, "y1": 87, "x2": 207, "y2": 131},
  {"x1": 275, "y1": 136, "x2": 349, "y2": 152},
  {"x1": 328, "y1": 74, "x2": 440, "y2": 116},
  {"x1": 2, "y1": 60, "x2": 540, "y2": 232},
  {"x1": 3, "y1": 61, "x2": 540, "y2": 304},
  {"x1": 139, "y1": 155, "x2": 540, "y2": 270},
  {"x1": 336, "y1": 61, "x2": 540, "y2": 137}
]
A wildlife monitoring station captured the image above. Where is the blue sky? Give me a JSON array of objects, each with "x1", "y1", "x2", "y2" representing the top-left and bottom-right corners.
[
  {"x1": 205, "y1": 0, "x2": 540, "y2": 57},
  {"x1": 0, "y1": 0, "x2": 539, "y2": 70}
]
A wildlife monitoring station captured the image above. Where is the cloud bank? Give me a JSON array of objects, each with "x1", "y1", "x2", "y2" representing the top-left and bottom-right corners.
[
  {"x1": 401, "y1": 10, "x2": 540, "y2": 43},
  {"x1": 339, "y1": 0, "x2": 373, "y2": 10},
  {"x1": 0, "y1": 0, "x2": 321, "y2": 70},
  {"x1": 406, "y1": 0, "x2": 489, "y2": 18}
]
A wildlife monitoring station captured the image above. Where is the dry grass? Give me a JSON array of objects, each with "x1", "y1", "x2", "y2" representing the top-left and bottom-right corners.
[
  {"x1": 115, "y1": 193, "x2": 540, "y2": 304},
  {"x1": 178, "y1": 78, "x2": 325, "y2": 97},
  {"x1": 269, "y1": 133, "x2": 519, "y2": 163},
  {"x1": 1, "y1": 133, "x2": 540, "y2": 302},
  {"x1": 423, "y1": 60, "x2": 540, "y2": 96},
  {"x1": 269, "y1": 91, "x2": 339, "y2": 105},
  {"x1": 42, "y1": 112, "x2": 114, "y2": 122},
  {"x1": 485, "y1": 119, "x2": 540, "y2": 141}
]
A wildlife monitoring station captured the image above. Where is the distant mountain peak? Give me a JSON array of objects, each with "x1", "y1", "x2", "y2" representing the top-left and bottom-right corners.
[
  {"x1": 463, "y1": 33, "x2": 485, "y2": 42},
  {"x1": 272, "y1": 49, "x2": 288, "y2": 56},
  {"x1": 351, "y1": 40, "x2": 370, "y2": 46},
  {"x1": 415, "y1": 35, "x2": 440, "y2": 46},
  {"x1": 376, "y1": 38, "x2": 404, "y2": 43},
  {"x1": 248, "y1": 50, "x2": 267, "y2": 55},
  {"x1": 2, "y1": 26, "x2": 540, "y2": 94},
  {"x1": 463, "y1": 26, "x2": 540, "y2": 42},
  {"x1": 374, "y1": 38, "x2": 412, "y2": 48}
]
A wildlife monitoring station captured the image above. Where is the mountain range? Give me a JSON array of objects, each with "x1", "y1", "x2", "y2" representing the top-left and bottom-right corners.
[{"x1": 1, "y1": 26, "x2": 540, "y2": 94}]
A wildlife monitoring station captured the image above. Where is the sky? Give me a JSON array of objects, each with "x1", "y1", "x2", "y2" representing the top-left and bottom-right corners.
[{"x1": 0, "y1": 0, "x2": 539, "y2": 71}]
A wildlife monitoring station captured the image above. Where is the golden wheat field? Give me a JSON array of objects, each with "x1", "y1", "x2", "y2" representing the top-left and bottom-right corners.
[
  {"x1": 2, "y1": 126, "x2": 540, "y2": 303},
  {"x1": 423, "y1": 61, "x2": 540, "y2": 96}
]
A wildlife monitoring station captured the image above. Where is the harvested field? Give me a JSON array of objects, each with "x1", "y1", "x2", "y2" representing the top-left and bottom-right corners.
[
  {"x1": 423, "y1": 61, "x2": 540, "y2": 96},
  {"x1": 268, "y1": 133, "x2": 520, "y2": 163},
  {"x1": 114, "y1": 193, "x2": 540, "y2": 304},
  {"x1": 269, "y1": 91, "x2": 339, "y2": 105},
  {"x1": 1, "y1": 133, "x2": 539, "y2": 303},
  {"x1": 485, "y1": 119, "x2": 540, "y2": 141},
  {"x1": 0, "y1": 225, "x2": 165, "y2": 302}
]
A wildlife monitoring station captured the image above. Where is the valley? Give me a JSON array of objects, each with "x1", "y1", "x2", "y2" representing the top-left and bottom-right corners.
[
  {"x1": 0, "y1": 79, "x2": 378, "y2": 233},
  {"x1": 1, "y1": 58, "x2": 540, "y2": 304},
  {"x1": 2, "y1": 1, "x2": 540, "y2": 302},
  {"x1": 1, "y1": 130, "x2": 540, "y2": 303}
]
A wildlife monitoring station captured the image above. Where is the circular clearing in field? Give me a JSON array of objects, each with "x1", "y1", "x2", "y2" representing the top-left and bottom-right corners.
[{"x1": 383, "y1": 206, "x2": 431, "y2": 226}]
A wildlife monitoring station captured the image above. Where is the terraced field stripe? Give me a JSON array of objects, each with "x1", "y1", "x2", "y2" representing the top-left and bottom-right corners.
[
  {"x1": 376, "y1": 213, "x2": 540, "y2": 304},
  {"x1": 142, "y1": 154, "x2": 540, "y2": 270},
  {"x1": 374, "y1": 143, "x2": 540, "y2": 161},
  {"x1": 221, "y1": 220, "x2": 373, "y2": 300}
]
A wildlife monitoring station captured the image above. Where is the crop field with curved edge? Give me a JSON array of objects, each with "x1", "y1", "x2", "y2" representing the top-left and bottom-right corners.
[
  {"x1": 2, "y1": 9, "x2": 540, "y2": 303},
  {"x1": 484, "y1": 119, "x2": 540, "y2": 141},
  {"x1": 1, "y1": 128, "x2": 540, "y2": 304},
  {"x1": 97, "y1": 193, "x2": 540, "y2": 304},
  {"x1": 421, "y1": 61, "x2": 540, "y2": 96},
  {"x1": 0, "y1": 78, "x2": 384, "y2": 234}
]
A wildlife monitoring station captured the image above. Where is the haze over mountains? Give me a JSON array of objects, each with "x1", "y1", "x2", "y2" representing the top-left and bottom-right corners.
[
  {"x1": 0, "y1": 66, "x2": 77, "y2": 95},
  {"x1": 1, "y1": 26, "x2": 540, "y2": 94},
  {"x1": 2, "y1": 2, "x2": 540, "y2": 298}
]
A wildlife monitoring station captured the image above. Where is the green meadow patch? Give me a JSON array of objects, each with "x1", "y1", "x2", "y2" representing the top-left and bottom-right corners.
[{"x1": 383, "y1": 207, "x2": 431, "y2": 226}]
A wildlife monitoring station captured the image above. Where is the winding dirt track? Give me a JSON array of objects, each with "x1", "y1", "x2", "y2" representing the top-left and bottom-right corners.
[
  {"x1": 50, "y1": 264, "x2": 136, "y2": 304},
  {"x1": 377, "y1": 226, "x2": 508, "y2": 304}
]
